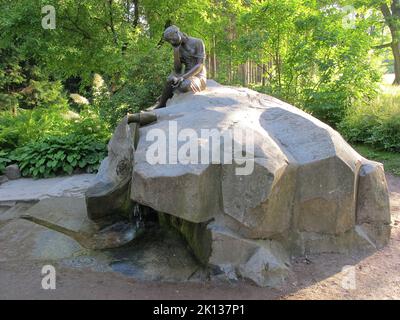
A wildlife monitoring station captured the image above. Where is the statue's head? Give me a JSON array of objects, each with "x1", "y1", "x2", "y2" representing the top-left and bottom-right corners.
[{"x1": 163, "y1": 25, "x2": 183, "y2": 47}]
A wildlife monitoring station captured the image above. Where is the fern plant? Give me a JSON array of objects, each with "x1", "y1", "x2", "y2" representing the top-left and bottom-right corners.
[{"x1": 0, "y1": 151, "x2": 11, "y2": 174}]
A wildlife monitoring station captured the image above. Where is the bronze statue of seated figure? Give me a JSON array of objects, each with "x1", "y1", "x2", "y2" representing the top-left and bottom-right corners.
[
  {"x1": 155, "y1": 25, "x2": 207, "y2": 109},
  {"x1": 127, "y1": 26, "x2": 207, "y2": 124}
]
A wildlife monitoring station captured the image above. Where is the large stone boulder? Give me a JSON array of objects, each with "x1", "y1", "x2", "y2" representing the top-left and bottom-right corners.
[{"x1": 87, "y1": 80, "x2": 391, "y2": 287}]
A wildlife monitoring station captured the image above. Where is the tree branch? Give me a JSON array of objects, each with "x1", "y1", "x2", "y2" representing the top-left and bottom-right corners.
[
  {"x1": 381, "y1": 3, "x2": 392, "y2": 19},
  {"x1": 108, "y1": 0, "x2": 118, "y2": 45},
  {"x1": 381, "y1": 3, "x2": 394, "y2": 33},
  {"x1": 373, "y1": 42, "x2": 393, "y2": 49},
  {"x1": 62, "y1": 14, "x2": 93, "y2": 40},
  {"x1": 133, "y1": 0, "x2": 139, "y2": 28}
]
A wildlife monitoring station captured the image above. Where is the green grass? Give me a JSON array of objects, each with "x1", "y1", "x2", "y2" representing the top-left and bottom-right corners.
[
  {"x1": 379, "y1": 81, "x2": 400, "y2": 112},
  {"x1": 353, "y1": 144, "x2": 400, "y2": 176},
  {"x1": 339, "y1": 80, "x2": 400, "y2": 152}
]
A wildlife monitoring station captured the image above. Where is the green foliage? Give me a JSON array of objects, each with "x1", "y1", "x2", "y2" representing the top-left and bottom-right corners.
[
  {"x1": 11, "y1": 134, "x2": 107, "y2": 178},
  {"x1": 340, "y1": 85, "x2": 400, "y2": 151},
  {"x1": 0, "y1": 0, "x2": 397, "y2": 179},
  {"x1": 20, "y1": 80, "x2": 69, "y2": 110},
  {"x1": 354, "y1": 144, "x2": 400, "y2": 176},
  {"x1": 68, "y1": 107, "x2": 111, "y2": 143},
  {"x1": 0, "y1": 107, "x2": 110, "y2": 150},
  {"x1": 232, "y1": 0, "x2": 381, "y2": 126},
  {"x1": 0, "y1": 104, "x2": 110, "y2": 150},
  {"x1": 0, "y1": 46, "x2": 69, "y2": 112},
  {"x1": 0, "y1": 150, "x2": 11, "y2": 174},
  {"x1": 92, "y1": 44, "x2": 172, "y2": 127},
  {"x1": 0, "y1": 104, "x2": 110, "y2": 178},
  {"x1": 0, "y1": 106, "x2": 69, "y2": 150},
  {"x1": 0, "y1": 0, "x2": 386, "y2": 128}
]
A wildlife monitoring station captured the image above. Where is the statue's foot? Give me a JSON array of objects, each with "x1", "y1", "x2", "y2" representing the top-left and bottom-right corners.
[
  {"x1": 127, "y1": 112, "x2": 157, "y2": 125},
  {"x1": 127, "y1": 113, "x2": 140, "y2": 123}
]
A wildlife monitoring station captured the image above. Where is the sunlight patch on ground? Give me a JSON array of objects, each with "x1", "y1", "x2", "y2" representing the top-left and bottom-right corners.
[
  {"x1": 382, "y1": 73, "x2": 395, "y2": 85},
  {"x1": 381, "y1": 74, "x2": 400, "y2": 95}
]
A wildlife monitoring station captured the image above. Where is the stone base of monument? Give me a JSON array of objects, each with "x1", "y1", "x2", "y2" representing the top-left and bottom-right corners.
[
  {"x1": 85, "y1": 80, "x2": 391, "y2": 287},
  {"x1": 85, "y1": 118, "x2": 138, "y2": 222}
]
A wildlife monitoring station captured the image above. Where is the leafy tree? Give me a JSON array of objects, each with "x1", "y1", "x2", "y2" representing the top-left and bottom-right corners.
[
  {"x1": 344, "y1": 0, "x2": 400, "y2": 85},
  {"x1": 0, "y1": 0, "x2": 394, "y2": 161},
  {"x1": 223, "y1": 0, "x2": 380, "y2": 125},
  {"x1": 377, "y1": 1, "x2": 400, "y2": 84}
]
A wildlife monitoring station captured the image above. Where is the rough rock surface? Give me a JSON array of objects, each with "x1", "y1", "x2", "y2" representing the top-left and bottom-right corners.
[
  {"x1": 89, "y1": 80, "x2": 391, "y2": 287},
  {"x1": 4, "y1": 165, "x2": 21, "y2": 180},
  {"x1": 355, "y1": 160, "x2": 391, "y2": 248},
  {"x1": 85, "y1": 118, "x2": 139, "y2": 221},
  {"x1": 0, "y1": 175, "x2": 8, "y2": 185}
]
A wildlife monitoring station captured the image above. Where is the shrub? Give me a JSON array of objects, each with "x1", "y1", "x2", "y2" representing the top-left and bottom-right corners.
[
  {"x1": 0, "y1": 106, "x2": 71, "y2": 150},
  {"x1": 369, "y1": 112, "x2": 400, "y2": 152},
  {"x1": 92, "y1": 46, "x2": 171, "y2": 129},
  {"x1": 304, "y1": 90, "x2": 349, "y2": 126},
  {"x1": 340, "y1": 86, "x2": 400, "y2": 152},
  {"x1": 18, "y1": 80, "x2": 69, "y2": 110},
  {"x1": 0, "y1": 100, "x2": 111, "y2": 179},
  {"x1": 0, "y1": 104, "x2": 111, "y2": 151},
  {"x1": 68, "y1": 106, "x2": 111, "y2": 143},
  {"x1": 10, "y1": 134, "x2": 107, "y2": 178},
  {"x1": 0, "y1": 151, "x2": 11, "y2": 174}
]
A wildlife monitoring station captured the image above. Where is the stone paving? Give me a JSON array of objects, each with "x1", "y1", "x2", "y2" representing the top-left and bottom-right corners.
[{"x1": 0, "y1": 174, "x2": 205, "y2": 283}]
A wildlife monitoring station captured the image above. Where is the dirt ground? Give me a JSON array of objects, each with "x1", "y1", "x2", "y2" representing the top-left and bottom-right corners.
[{"x1": 0, "y1": 174, "x2": 399, "y2": 300}]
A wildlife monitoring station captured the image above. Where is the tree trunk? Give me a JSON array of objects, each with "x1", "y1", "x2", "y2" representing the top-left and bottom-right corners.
[
  {"x1": 208, "y1": 50, "x2": 212, "y2": 78},
  {"x1": 381, "y1": 2, "x2": 400, "y2": 85},
  {"x1": 133, "y1": 0, "x2": 139, "y2": 27},
  {"x1": 262, "y1": 64, "x2": 266, "y2": 87},
  {"x1": 228, "y1": 56, "x2": 232, "y2": 82},
  {"x1": 242, "y1": 63, "x2": 245, "y2": 86},
  {"x1": 108, "y1": 0, "x2": 118, "y2": 45},
  {"x1": 213, "y1": 35, "x2": 217, "y2": 80},
  {"x1": 246, "y1": 60, "x2": 249, "y2": 85},
  {"x1": 392, "y1": 41, "x2": 400, "y2": 85}
]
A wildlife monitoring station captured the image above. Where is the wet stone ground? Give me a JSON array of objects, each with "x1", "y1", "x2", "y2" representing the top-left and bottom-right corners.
[
  {"x1": 60, "y1": 225, "x2": 208, "y2": 282},
  {"x1": 0, "y1": 200, "x2": 207, "y2": 283},
  {"x1": 0, "y1": 176, "x2": 208, "y2": 289}
]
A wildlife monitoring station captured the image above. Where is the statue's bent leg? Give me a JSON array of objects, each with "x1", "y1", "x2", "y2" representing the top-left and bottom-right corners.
[
  {"x1": 177, "y1": 77, "x2": 206, "y2": 93},
  {"x1": 156, "y1": 77, "x2": 206, "y2": 109},
  {"x1": 155, "y1": 80, "x2": 175, "y2": 109}
]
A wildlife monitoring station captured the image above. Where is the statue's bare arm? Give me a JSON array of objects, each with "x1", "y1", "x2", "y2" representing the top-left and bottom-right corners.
[
  {"x1": 173, "y1": 47, "x2": 183, "y2": 75},
  {"x1": 181, "y1": 40, "x2": 205, "y2": 79},
  {"x1": 167, "y1": 49, "x2": 183, "y2": 83}
]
